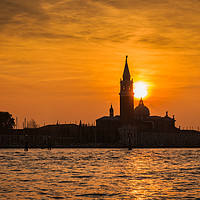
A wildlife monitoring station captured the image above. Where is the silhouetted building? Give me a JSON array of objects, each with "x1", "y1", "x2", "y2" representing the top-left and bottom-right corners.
[
  {"x1": 0, "y1": 123, "x2": 96, "y2": 148},
  {"x1": 1, "y1": 56, "x2": 200, "y2": 148},
  {"x1": 96, "y1": 56, "x2": 200, "y2": 147},
  {"x1": 120, "y1": 55, "x2": 134, "y2": 125}
]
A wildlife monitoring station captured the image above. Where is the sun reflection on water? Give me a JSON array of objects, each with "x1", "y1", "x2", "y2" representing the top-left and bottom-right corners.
[{"x1": 0, "y1": 149, "x2": 200, "y2": 199}]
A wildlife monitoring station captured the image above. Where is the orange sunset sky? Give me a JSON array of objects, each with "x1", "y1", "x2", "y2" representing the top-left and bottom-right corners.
[{"x1": 0, "y1": 0, "x2": 200, "y2": 129}]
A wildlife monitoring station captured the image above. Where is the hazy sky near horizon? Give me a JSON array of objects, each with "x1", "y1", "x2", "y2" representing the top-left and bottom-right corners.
[{"x1": 0, "y1": 0, "x2": 200, "y2": 128}]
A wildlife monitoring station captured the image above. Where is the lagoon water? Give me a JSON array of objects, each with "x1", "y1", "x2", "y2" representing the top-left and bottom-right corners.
[{"x1": 0, "y1": 148, "x2": 200, "y2": 199}]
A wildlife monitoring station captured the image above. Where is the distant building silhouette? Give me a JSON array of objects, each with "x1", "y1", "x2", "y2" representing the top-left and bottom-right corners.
[
  {"x1": 120, "y1": 55, "x2": 134, "y2": 125},
  {"x1": 0, "y1": 56, "x2": 200, "y2": 148},
  {"x1": 109, "y1": 104, "x2": 114, "y2": 117},
  {"x1": 96, "y1": 56, "x2": 200, "y2": 147}
]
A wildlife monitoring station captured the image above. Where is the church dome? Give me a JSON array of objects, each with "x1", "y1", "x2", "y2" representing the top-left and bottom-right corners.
[{"x1": 134, "y1": 98, "x2": 150, "y2": 117}]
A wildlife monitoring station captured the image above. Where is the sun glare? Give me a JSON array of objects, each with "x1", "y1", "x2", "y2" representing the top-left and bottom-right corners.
[{"x1": 134, "y1": 82, "x2": 148, "y2": 99}]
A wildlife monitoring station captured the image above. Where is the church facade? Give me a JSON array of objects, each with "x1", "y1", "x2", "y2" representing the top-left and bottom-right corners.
[{"x1": 96, "y1": 56, "x2": 200, "y2": 147}]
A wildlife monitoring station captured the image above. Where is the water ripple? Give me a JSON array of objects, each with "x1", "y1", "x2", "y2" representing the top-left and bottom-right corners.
[{"x1": 0, "y1": 148, "x2": 200, "y2": 199}]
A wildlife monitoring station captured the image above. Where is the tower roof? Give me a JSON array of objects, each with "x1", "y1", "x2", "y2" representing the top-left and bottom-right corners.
[
  {"x1": 123, "y1": 55, "x2": 130, "y2": 81},
  {"x1": 109, "y1": 104, "x2": 114, "y2": 117}
]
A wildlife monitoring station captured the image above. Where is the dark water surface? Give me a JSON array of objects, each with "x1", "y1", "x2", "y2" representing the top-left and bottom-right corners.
[{"x1": 0, "y1": 148, "x2": 200, "y2": 199}]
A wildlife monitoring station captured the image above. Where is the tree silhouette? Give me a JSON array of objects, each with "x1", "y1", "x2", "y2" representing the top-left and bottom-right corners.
[
  {"x1": 0, "y1": 112, "x2": 15, "y2": 130},
  {"x1": 27, "y1": 119, "x2": 38, "y2": 128}
]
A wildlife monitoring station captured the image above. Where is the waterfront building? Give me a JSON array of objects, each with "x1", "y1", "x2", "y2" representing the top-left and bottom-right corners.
[
  {"x1": 96, "y1": 56, "x2": 200, "y2": 147},
  {"x1": 1, "y1": 56, "x2": 200, "y2": 148}
]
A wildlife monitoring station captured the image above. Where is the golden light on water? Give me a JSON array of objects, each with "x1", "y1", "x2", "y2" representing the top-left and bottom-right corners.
[{"x1": 134, "y1": 82, "x2": 148, "y2": 99}]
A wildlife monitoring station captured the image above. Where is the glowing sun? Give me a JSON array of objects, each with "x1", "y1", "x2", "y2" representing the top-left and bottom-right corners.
[{"x1": 134, "y1": 82, "x2": 148, "y2": 99}]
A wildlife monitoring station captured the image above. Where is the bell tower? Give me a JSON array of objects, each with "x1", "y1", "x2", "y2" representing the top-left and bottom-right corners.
[
  {"x1": 109, "y1": 104, "x2": 114, "y2": 117},
  {"x1": 120, "y1": 56, "x2": 134, "y2": 125}
]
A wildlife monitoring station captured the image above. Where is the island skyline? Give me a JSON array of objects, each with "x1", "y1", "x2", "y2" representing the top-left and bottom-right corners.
[
  {"x1": 1, "y1": 56, "x2": 199, "y2": 149},
  {"x1": 0, "y1": 0, "x2": 200, "y2": 129}
]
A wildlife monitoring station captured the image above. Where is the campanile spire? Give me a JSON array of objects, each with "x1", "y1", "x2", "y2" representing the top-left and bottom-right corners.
[{"x1": 123, "y1": 55, "x2": 130, "y2": 81}]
